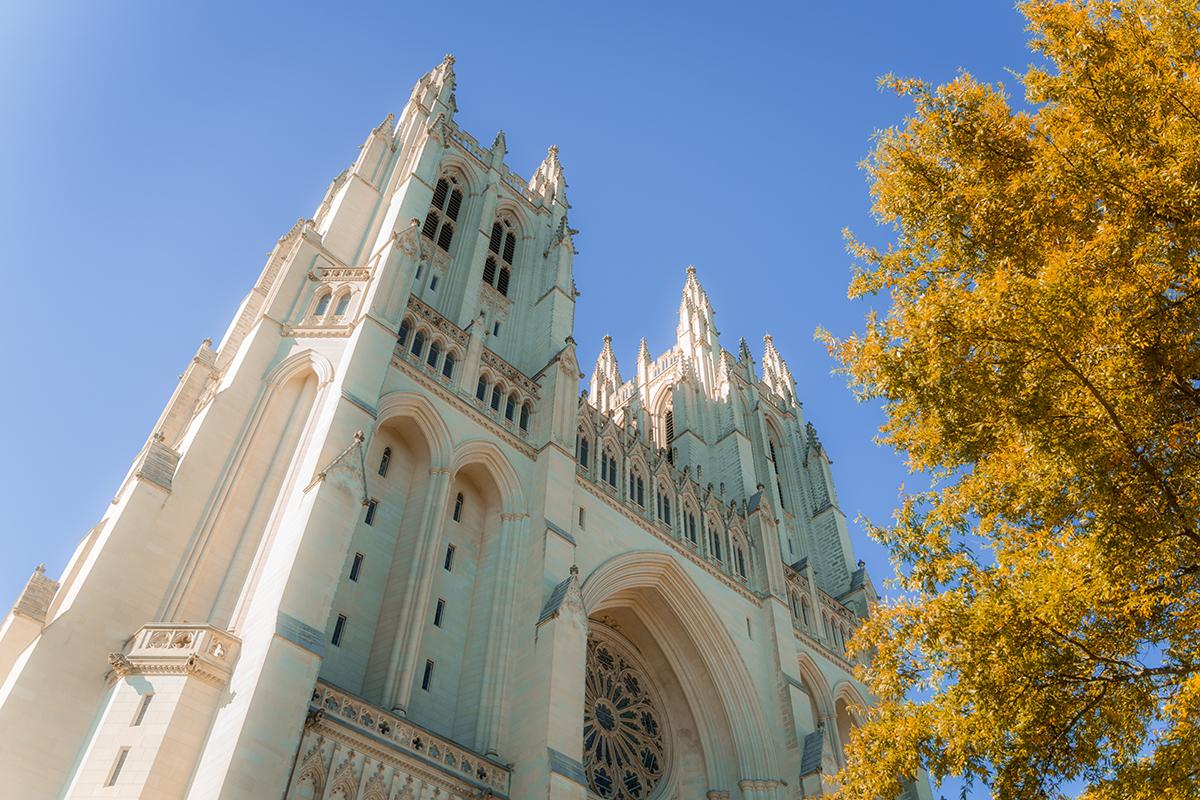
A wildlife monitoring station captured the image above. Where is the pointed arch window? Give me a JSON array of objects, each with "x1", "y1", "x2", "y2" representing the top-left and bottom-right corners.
[
  {"x1": 628, "y1": 468, "x2": 645, "y2": 507},
  {"x1": 314, "y1": 291, "x2": 332, "y2": 317},
  {"x1": 490, "y1": 385, "x2": 503, "y2": 413},
  {"x1": 334, "y1": 292, "x2": 351, "y2": 317},
  {"x1": 577, "y1": 433, "x2": 590, "y2": 468},
  {"x1": 410, "y1": 330, "x2": 425, "y2": 358},
  {"x1": 519, "y1": 402, "x2": 531, "y2": 432},
  {"x1": 708, "y1": 521, "x2": 723, "y2": 561},
  {"x1": 505, "y1": 392, "x2": 517, "y2": 422},
  {"x1": 398, "y1": 319, "x2": 411, "y2": 347},
  {"x1": 422, "y1": 175, "x2": 463, "y2": 252},
  {"x1": 378, "y1": 447, "x2": 391, "y2": 477},
  {"x1": 426, "y1": 341, "x2": 441, "y2": 369},
  {"x1": 484, "y1": 218, "x2": 517, "y2": 297},
  {"x1": 685, "y1": 510, "x2": 698, "y2": 544},
  {"x1": 476, "y1": 376, "x2": 488, "y2": 402},
  {"x1": 734, "y1": 540, "x2": 747, "y2": 579},
  {"x1": 768, "y1": 431, "x2": 788, "y2": 511},
  {"x1": 601, "y1": 448, "x2": 617, "y2": 488},
  {"x1": 656, "y1": 490, "x2": 671, "y2": 524},
  {"x1": 441, "y1": 351, "x2": 456, "y2": 379}
]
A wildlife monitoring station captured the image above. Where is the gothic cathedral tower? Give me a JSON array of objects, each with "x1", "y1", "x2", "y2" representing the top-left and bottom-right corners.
[{"x1": 0, "y1": 59, "x2": 930, "y2": 800}]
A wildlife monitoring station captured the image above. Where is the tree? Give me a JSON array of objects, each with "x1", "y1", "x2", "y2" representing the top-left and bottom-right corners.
[{"x1": 822, "y1": 1, "x2": 1200, "y2": 797}]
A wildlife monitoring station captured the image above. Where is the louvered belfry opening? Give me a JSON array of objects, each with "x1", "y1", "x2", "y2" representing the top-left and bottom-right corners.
[
  {"x1": 484, "y1": 218, "x2": 517, "y2": 296},
  {"x1": 422, "y1": 176, "x2": 463, "y2": 252}
]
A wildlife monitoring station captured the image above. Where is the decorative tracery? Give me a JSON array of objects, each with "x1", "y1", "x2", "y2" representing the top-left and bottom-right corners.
[{"x1": 583, "y1": 628, "x2": 668, "y2": 799}]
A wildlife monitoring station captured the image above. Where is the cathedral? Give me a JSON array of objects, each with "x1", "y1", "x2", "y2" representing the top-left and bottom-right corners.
[{"x1": 0, "y1": 58, "x2": 931, "y2": 800}]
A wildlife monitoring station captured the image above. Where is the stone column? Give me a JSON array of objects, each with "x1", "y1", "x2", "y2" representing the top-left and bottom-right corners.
[
  {"x1": 383, "y1": 466, "x2": 453, "y2": 714},
  {"x1": 739, "y1": 777, "x2": 788, "y2": 799},
  {"x1": 474, "y1": 511, "x2": 529, "y2": 755}
]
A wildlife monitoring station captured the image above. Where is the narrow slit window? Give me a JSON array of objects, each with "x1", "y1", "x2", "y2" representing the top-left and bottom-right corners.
[
  {"x1": 443, "y1": 544, "x2": 456, "y2": 571},
  {"x1": 452, "y1": 492, "x2": 464, "y2": 522},
  {"x1": 131, "y1": 693, "x2": 153, "y2": 727},
  {"x1": 492, "y1": 321, "x2": 501, "y2": 337},
  {"x1": 349, "y1": 552, "x2": 363, "y2": 582},
  {"x1": 106, "y1": 748, "x2": 130, "y2": 787},
  {"x1": 364, "y1": 500, "x2": 378, "y2": 526},
  {"x1": 429, "y1": 275, "x2": 439, "y2": 291},
  {"x1": 433, "y1": 598, "x2": 445, "y2": 627},
  {"x1": 421, "y1": 659, "x2": 434, "y2": 691},
  {"x1": 378, "y1": 447, "x2": 391, "y2": 477},
  {"x1": 332, "y1": 614, "x2": 347, "y2": 646},
  {"x1": 579, "y1": 507, "x2": 586, "y2": 528}
]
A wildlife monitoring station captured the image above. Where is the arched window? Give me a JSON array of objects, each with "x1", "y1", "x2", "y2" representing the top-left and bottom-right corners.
[
  {"x1": 421, "y1": 175, "x2": 463, "y2": 252},
  {"x1": 490, "y1": 385, "x2": 502, "y2": 413},
  {"x1": 629, "y1": 468, "x2": 644, "y2": 507},
  {"x1": 452, "y1": 492, "x2": 464, "y2": 522},
  {"x1": 334, "y1": 292, "x2": 351, "y2": 316},
  {"x1": 398, "y1": 319, "x2": 411, "y2": 347},
  {"x1": 426, "y1": 341, "x2": 441, "y2": 369},
  {"x1": 708, "y1": 521, "x2": 723, "y2": 561},
  {"x1": 505, "y1": 393, "x2": 517, "y2": 422},
  {"x1": 378, "y1": 447, "x2": 391, "y2": 477},
  {"x1": 768, "y1": 429, "x2": 787, "y2": 511},
  {"x1": 484, "y1": 218, "x2": 518, "y2": 296},
  {"x1": 734, "y1": 540, "x2": 747, "y2": 579},
  {"x1": 314, "y1": 291, "x2": 332, "y2": 317},
  {"x1": 685, "y1": 510, "x2": 698, "y2": 544},
  {"x1": 601, "y1": 448, "x2": 617, "y2": 487},
  {"x1": 656, "y1": 491, "x2": 671, "y2": 524},
  {"x1": 790, "y1": 591, "x2": 802, "y2": 619},
  {"x1": 410, "y1": 330, "x2": 425, "y2": 357},
  {"x1": 519, "y1": 402, "x2": 530, "y2": 432},
  {"x1": 441, "y1": 351, "x2": 455, "y2": 379},
  {"x1": 577, "y1": 433, "x2": 590, "y2": 468},
  {"x1": 476, "y1": 376, "x2": 488, "y2": 402},
  {"x1": 801, "y1": 598, "x2": 811, "y2": 627}
]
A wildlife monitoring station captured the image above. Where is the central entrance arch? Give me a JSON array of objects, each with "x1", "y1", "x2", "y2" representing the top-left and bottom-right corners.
[{"x1": 580, "y1": 551, "x2": 779, "y2": 796}]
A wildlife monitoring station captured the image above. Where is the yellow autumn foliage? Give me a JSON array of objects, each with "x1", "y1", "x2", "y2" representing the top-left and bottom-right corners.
[{"x1": 822, "y1": 1, "x2": 1200, "y2": 797}]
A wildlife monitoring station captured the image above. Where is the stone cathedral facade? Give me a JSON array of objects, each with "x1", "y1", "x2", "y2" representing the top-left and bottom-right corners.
[{"x1": 0, "y1": 58, "x2": 931, "y2": 800}]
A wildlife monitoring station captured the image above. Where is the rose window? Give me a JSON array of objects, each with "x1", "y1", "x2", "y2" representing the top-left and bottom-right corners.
[{"x1": 583, "y1": 628, "x2": 668, "y2": 799}]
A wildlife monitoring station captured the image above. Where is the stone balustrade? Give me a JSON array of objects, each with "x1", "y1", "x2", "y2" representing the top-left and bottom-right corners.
[
  {"x1": 109, "y1": 623, "x2": 240, "y2": 688},
  {"x1": 306, "y1": 681, "x2": 511, "y2": 797}
]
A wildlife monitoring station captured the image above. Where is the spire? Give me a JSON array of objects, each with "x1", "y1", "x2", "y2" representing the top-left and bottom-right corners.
[
  {"x1": 490, "y1": 129, "x2": 507, "y2": 167},
  {"x1": 409, "y1": 54, "x2": 457, "y2": 120},
  {"x1": 676, "y1": 265, "x2": 719, "y2": 395},
  {"x1": 530, "y1": 144, "x2": 568, "y2": 208},
  {"x1": 762, "y1": 333, "x2": 798, "y2": 406},
  {"x1": 636, "y1": 337, "x2": 652, "y2": 386},
  {"x1": 588, "y1": 335, "x2": 623, "y2": 412}
]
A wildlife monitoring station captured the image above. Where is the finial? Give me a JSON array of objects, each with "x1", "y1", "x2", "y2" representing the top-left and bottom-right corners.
[
  {"x1": 569, "y1": 564, "x2": 579, "y2": 576},
  {"x1": 603, "y1": 334, "x2": 612, "y2": 345},
  {"x1": 35, "y1": 564, "x2": 46, "y2": 575},
  {"x1": 686, "y1": 264, "x2": 697, "y2": 277},
  {"x1": 442, "y1": 53, "x2": 456, "y2": 66},
  {"x1": 548, "y1": 144, "x2": 559, "y2": 159},
  {"x1": 492, "y1": 129, "x2": 506, "y2": 151},
  {"x1": 858, "y1": 559, "x2": 866, "y2": 569}
]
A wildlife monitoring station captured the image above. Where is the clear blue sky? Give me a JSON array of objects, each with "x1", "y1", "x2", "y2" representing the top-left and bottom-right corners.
[{"x1": 0, "y1": 2, "x2": 1032, "y2": 796}]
